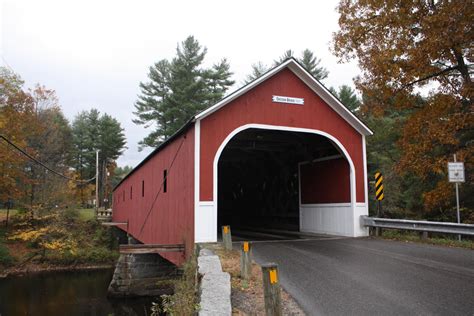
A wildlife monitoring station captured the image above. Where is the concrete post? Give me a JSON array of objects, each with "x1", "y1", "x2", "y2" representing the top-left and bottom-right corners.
[
  {"x1": 240, "y1": 241, "x2": 252, "y2": 280},
  {"x1": 262, "y1": 263, "x2": 282, "y2": 316},
  {"x1": 222, "y1": 225, "x2": 232, "y2": 251}
]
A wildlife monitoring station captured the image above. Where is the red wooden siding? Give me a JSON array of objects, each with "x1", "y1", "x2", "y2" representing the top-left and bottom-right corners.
[
  {"x1": 200, "y1": 68, "x2": 365, "y2": 203},
  {"x1": 300, "y1": 158, "x2": 351, "y2": 204},
  {"x1": 112, "y1": 128, "x2": 195, "y2": 266}
]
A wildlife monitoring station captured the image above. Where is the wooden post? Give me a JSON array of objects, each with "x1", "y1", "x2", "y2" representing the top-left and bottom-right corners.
[
  {"x1": 222, "y1": 225, "x2": 232, "y2": 250},
  {"x1": 261, "y1": 263, "x2": 282, "y2": 316},
  {"x1": 420, "y1": 231, "x2": 428, "y2": 240},
  {"x1": 240, "y1": 241, "x2": 252, "y2": 280}
]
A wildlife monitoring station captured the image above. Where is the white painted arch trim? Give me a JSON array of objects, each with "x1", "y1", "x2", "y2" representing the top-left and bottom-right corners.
[{"x1": 204, "y1": 124, "x2": 357, "y2": 241}]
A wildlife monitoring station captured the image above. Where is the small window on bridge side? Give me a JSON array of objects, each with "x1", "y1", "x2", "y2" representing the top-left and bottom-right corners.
[
  {"x1": 123, "y1": 190, "x2": 125, "y2": 202},
  {"x1": 142, "y1": 180, "x2": 145, "y2": 197},
  {"x1": 163, "y1": 169, "x2": 167, "y2": 193},
  {"x1": 130, "y1": 186, "x2": 132, "y2": 199}
]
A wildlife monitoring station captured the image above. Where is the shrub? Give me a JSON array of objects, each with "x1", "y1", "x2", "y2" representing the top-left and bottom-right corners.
[
  {"x1": 152, "y1": 254, "x2": 199, "y2": 315},
  {"x1": 0, "y1": 244, "x2": 14, "y2": 266}
]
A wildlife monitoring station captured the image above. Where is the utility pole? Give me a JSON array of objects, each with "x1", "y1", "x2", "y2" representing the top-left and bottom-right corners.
[{"x1": 95, "y1": 150, "x2": 100, "y2": 216}]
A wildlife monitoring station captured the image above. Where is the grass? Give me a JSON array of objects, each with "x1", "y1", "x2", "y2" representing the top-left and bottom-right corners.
[
  {"x1": 1, "y1": 207, "x2": 119, "y2": 272},
  {"x1": 1, "y1": 208, "x2": 95, "y2": 222},
  {"x1": 77, "y1": 208, "x2": 95, "y2": 221},
  {"x1": 379, "y1": 229, "x2": 474, "y2": 249}
]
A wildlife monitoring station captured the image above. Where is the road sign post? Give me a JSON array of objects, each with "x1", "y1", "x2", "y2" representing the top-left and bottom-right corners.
[
  {"x1": 448, "y1": 154, "x2": 465, "y2": 241},
  {"x1": 375, "y1": 172, "x2": 384, "y2": 236}
]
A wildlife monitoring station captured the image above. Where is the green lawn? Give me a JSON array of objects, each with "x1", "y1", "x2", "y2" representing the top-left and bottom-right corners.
[
  {"x1": 77, "y1": 208, "x2": 95, "y2": 221},
  {"x1": 1, "y1": 208, "x2": 96, "y2": 222}
]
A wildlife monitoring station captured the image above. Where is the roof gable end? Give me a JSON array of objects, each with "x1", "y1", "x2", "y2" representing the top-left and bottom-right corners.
[{"x1": 195, "y1": 58, "x2": 373, "y2": 136}]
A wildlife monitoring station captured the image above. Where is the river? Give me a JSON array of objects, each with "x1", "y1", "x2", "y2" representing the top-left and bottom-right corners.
[{"x1": 0, "y1": 269, "x2": 157, "y2": 316}]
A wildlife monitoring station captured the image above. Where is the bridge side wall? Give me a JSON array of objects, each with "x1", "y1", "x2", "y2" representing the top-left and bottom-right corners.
[{"x1": 112, "y1": 127, "x2": 195, "y2": 266}]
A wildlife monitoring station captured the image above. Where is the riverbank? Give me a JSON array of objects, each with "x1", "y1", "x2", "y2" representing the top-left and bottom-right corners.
[
  {"x1": 0, "y1": 262, "x2": 115, "y2": 278},
  {"x1": 0, "y1": 208, "x2": 119, "y2": 278}
]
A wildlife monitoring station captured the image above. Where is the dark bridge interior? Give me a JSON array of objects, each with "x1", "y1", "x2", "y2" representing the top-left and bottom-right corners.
[{"x1": 217, "y1": 128, "x2": 341, "y2": 234}]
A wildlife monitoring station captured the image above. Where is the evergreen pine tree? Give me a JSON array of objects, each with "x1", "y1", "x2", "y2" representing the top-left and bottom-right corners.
[
  {"x1": 133, "y1": 36, "x2": 234, "y2": 149},
  {"x1": 245, "y1": 49, "x2": 329, "y2": 83},
  {"x1": 299, "y1": 49, "x2": 329, "y2": 80},
  {"x1": 245, "y1": 62, "x2": 269, "y2": 83},
  {"x1": 71, "y1": 109, "x2": 126, "y2": 207},
  {"x1": 330, "y1": 85, "x2": 361, "y2": 113}
]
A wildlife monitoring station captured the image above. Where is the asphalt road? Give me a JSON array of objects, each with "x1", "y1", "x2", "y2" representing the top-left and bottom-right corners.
[{"x1": 250, "y1": 237, "x2": 474, "y2": 316}]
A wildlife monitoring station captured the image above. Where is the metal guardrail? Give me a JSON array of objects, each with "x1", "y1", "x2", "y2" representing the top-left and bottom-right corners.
[
  {"x1": 361, "y1": 216, "x2": 474, "y2": 236},
  {"x1": 97, "y1": 209, "x2": 112, "y2": 221}
]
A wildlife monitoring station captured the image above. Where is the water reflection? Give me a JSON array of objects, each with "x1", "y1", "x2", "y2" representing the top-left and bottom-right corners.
[{"x1": 0, "y1": 269, "x2": 156, "y2": 316}]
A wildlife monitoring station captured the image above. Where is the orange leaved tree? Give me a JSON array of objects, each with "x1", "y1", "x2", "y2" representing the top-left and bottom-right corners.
[{"x1": 333, "y1": 0, "x2": 473, "y2": 219}]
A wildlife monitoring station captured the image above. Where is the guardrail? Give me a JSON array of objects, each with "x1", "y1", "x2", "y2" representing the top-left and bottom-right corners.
[
  {"x1": 97, "y1": 209, "x2": 112, "y2": 221},
  {"x1": 361, "y1": 216, "x2": 474, "y2": 236}
]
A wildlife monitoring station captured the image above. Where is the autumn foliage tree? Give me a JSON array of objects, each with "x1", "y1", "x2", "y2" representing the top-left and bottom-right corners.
[
  {"x1": 1, "y1": 67, "x2": 126, "y2": 212},
  {"x1": 0, "y1": 68, "x2": 41, "y2": 204},
  {"x1": 333, "y1": 0, "x2": 473, "y2": 220}
]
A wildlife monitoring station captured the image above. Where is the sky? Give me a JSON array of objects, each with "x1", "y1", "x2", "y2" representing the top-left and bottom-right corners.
[{"x1": 1, "y1": 0, "x2": 361, "y2": 168}]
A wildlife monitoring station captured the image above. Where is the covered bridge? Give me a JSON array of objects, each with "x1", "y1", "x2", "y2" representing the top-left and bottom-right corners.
[{"x1": 112, "y1": 58, "x2": 372, "y2": 265}]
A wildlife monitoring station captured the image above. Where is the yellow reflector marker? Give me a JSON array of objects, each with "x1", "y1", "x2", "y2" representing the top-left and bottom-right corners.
[
  {"x1": 269, "y1": 268, "x2": 278, "y2": 284},
  {"x1": 223, "y1": 226, "x2": 229, "y2": 234},
  {"x1": 243, "y1": 241, "x2": 249, "y2": 252}
]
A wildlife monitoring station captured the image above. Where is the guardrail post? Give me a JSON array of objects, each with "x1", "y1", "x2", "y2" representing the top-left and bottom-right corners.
[
  {"x1": 420, "y1": 231, "x2": 428, "y2": 240},
  {"x1": 262, "y1": 263, "x2": 282, "y2": 316},
  {"x1": 222, "y1": 225, "x2": 232, "y2": 250},
  {"x1": 240, "y1": 241, "x2": 252, "y2": 280},
  {"x1": 375, "y1": 227, "x2": 380, "y2": 237}
]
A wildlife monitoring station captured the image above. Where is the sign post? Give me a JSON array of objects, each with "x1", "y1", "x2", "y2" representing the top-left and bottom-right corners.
[
  {"x1": 374, "y1": 172, "x2": 384, "y2": 236},
  {"x1": 448, "y1": 154, "x2": 465, "y2": 241}
]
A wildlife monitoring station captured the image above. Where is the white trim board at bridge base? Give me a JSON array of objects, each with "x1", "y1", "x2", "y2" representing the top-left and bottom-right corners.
[
  {"x1": 300, "y1": 203, "x2": 368, "y2": 237},
  {"x1": 195, "y1": 202, "x2": 216, "y2": 243}
]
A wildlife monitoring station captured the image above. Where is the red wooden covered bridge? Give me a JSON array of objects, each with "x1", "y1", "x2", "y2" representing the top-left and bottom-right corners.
[{"x1": 112, "y1": 58, "x2": 373, "y2": 265}]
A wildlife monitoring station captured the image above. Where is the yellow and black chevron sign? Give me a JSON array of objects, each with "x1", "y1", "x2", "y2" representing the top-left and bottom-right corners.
[{"x1": 375, "y1": 172, "x2": 384, "y2": 201}]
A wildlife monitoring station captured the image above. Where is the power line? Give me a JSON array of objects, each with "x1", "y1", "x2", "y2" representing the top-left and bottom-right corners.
[
  {"x1": 0, "y1": 134, "x2": 95, "y2": 183},
  {"x1": 138, "y1": 135, "x2": 187, "y2": 237}
]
